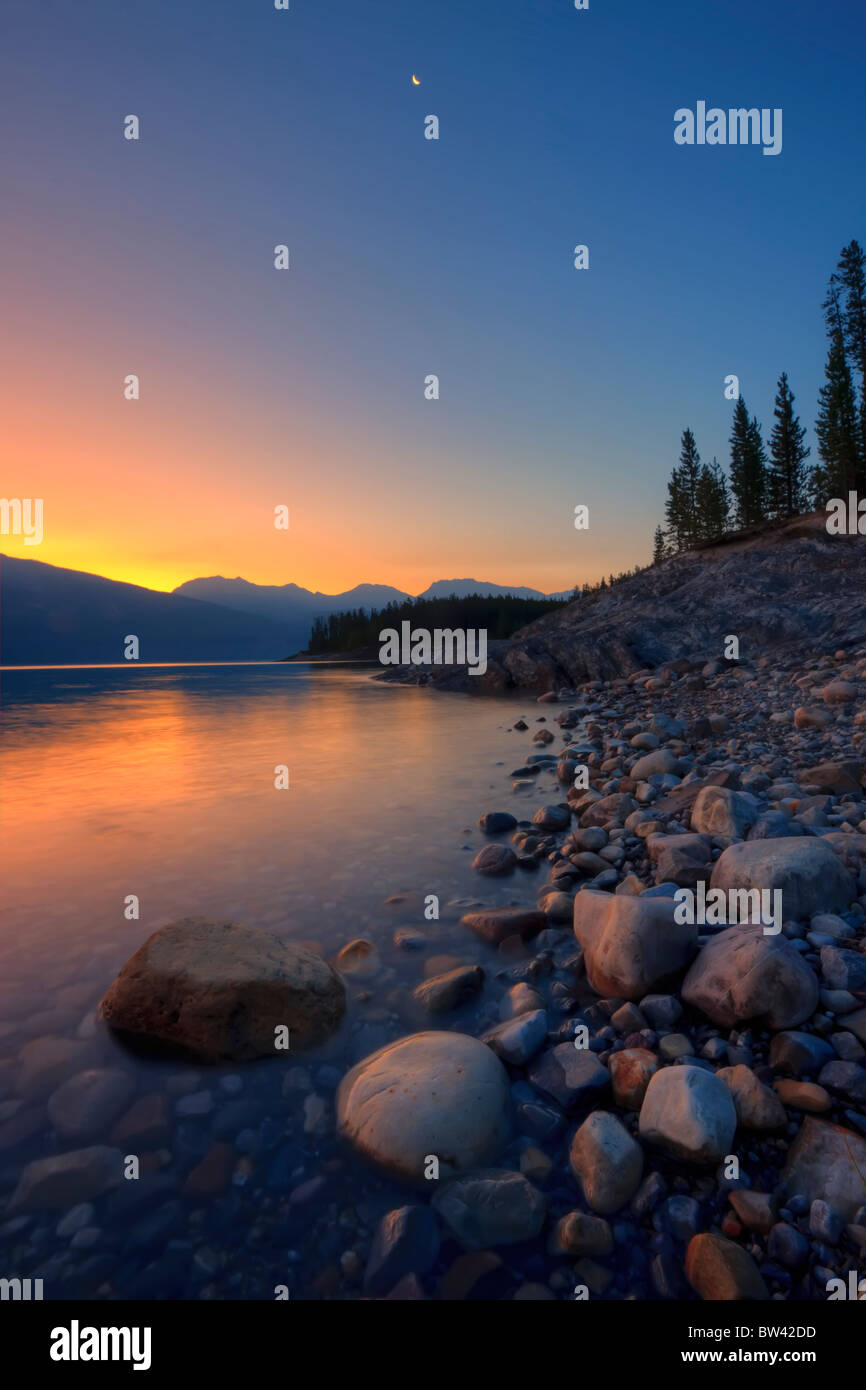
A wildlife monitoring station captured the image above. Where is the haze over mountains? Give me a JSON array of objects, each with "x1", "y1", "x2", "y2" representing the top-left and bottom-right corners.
[{"x1": 0, "y1": 556, "x2": 570, "y2": 666}]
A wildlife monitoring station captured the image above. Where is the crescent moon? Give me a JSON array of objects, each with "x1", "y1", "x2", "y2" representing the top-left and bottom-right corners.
[{"x1": 411, "y1": 74, "x2": 421, "y2": 85}]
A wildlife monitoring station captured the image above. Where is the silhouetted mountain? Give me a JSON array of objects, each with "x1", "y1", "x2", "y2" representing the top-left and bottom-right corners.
[
  {"x1": 416, "y1": 578, "x2": 571, "y2": 601},
  {"x1": 173, "y1": 576, "x2": 410, "y2": 630},
  {"x1": 0, "y1": 556, "x2": 296, "y2": 665}
]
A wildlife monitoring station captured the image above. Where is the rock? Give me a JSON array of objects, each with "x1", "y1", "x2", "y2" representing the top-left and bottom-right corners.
[
  {"x1": 822, "y1": 680, "x2": 856, "y2": 706},
  {"x1": 569, "y1": 1111, "x2": 643, "y2": 1214},
  {"x1": 482, "y1": 1011, "x2": 548, "y2": 1066},
  {"x1": 768, "y1": 1221, "x2": 810, "y2": 1269},
  {"x1": 840, "y1": 1008, "x2": 866, "y2": 1046},
  {"x1": 646, "y1": 833, "x2": 712, "y2": 889},
  {"x1": 821, "y1": 945, "x2": 866, "y2": 993},
  {"x1": 729, "y1": 1190, "x2": 776, "y2": 1235},
  {"x1": 640, "y1": 994, "x2": 682, "y2": 1029},
  {"x1": 717, "y1": 1065, "x2": 786, "y2": 1130},
  {"x1": 769, "y1": 1031, "x2": 835, "y2": 1075},
  {"x1": 799, "y1": 762, "x2": 863, "y2": 796},
  {"x1": 773, "y1": 1079, "x2": 831, "y2": 1113},
  {"x1": 781, "y1": 1117, "x2": 866, "y2": 1221},
  {"x1": 527, "y1": 1043, "x2": 610, "y2": 1111},
  {"x1": 8, "y1": 1147, "x2": 124, "y2": 1213},
  {"x1": 15, "y1": 1037, "x2": 87, "y2": 1099},
  {"x1": 532, "y1": 805, "x2": 571, "y2": 831},
  {"x1": 609, "y1": 1048, "x2": 659, "y2": 1110},
  {"x1": 460, "y1": 908, "x2": 546, "y2": 946},
  {"x1": 579, "y1": 793, "x2": 637, "y2": 828},
  {"x1": 183, "y1": 1143, "x2": 235, "y2": 1196},
  {"x1": 691, "y1": 786, "x2": 760, "y2": 840},
  {"x1": 632, "y1": 748, "x2": 686, "y2": 779},
  {"x1": 336, "y1": 1031, "x2": 511, "y2": 1185},
  {"x1": 710, "y1": 838, "x2": 855, "y2": 920},
  {"x1": 573, "y1": 889, "x2": 696, "y2": 1000},
  {"x1": 794, "y1": 706, "x2": 832, "y2": 730},
  {"x1": 685, "y1": 1233, "x2": 769, "y2": 1300},
  {"x1": 747, "y1": 810, "x2": 803, "y2": 840},
  {"x1": 682, "y1": 926, "x2": 819, "y2": 1029},
  {"x1": 99, "y1": 919, "x2": 346, "y2": 1061},
  {"x1": 432, "y1": 1169, "x2": 546, "y2": 1249},
  {"x1": 478, "y1": 811, "x2": 518, "y2": 834},
  {"x1": 363, "y1": 1206, "x2": 440, "y2": 1295},
  {"x1": 334, "y1": 939, "x2": 379, "y2": 978},
  {"x1": 471, "y1": 844, "x2": 517, "y2": 876},
  {"x1": 639, "y1": 1064, "x2": 736, "y2": 1163},
  {"x1": 413, "y1": 966, "x2": 484, "y2": 1014},
  {"x1": 549, "y1": 1211, "x2": 613, "y2": 1256},
  {"x1": 818, "y1": 1060, "x2": 866, "y2": 1104},
  {"x1": 47, "y1": 1069, "x2": 135, "y2": 1142},
  {"x1": 499, "y1": 983, "x2": 545, "y2": 1019}
]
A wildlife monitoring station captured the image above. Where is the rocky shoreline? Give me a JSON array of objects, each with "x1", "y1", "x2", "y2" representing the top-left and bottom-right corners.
[{"x1": 3, "y1": 646, "x2": 866, "y2": 1301}]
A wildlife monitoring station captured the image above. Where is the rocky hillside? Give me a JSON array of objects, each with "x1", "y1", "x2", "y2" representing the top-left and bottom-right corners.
[{"x1": 379, "y1": 514, "x2": 866, "y2": 694}]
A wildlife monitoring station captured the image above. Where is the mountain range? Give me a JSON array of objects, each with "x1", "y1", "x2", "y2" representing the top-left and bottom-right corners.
[{"x1": 0, "y1": 556, "x2": 569, "y2": 665}]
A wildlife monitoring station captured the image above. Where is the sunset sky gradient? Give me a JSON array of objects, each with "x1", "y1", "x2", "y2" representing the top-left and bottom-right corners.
[{"x1": 3, "y1": 0, "x2": 865, "y2": 594}]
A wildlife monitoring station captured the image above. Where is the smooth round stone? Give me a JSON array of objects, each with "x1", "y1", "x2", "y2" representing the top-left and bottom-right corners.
[{"x1": 336, "y1": 1031, "x2": 511, "y2": 1186}]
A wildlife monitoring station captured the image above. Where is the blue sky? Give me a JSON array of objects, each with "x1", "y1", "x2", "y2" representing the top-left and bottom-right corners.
[{"x1": 3, "y1": 0, "x2": 865, "y2": 592}]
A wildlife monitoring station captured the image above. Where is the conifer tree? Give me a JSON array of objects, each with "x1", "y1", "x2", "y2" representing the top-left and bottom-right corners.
[
  {"x1": 695, "y1": 457, "x2": 730, "y2": 540},
  {"x1": 812, "y1": 327, "x2": 860, "y2": 502},
  {"x1": 729, "y1": 396, "x2": 767, "y2": 527},
  {"x1": 652, "y1": 525, "x2": 666, "y2": 564},
  {"x1": 767, "y1": 372, "x2": 810, "y2": 517}
]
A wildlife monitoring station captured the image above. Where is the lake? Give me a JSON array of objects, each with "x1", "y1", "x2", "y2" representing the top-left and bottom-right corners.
[{"x1": 0, "y1": 661, "x2": 567, "y2": 1299}]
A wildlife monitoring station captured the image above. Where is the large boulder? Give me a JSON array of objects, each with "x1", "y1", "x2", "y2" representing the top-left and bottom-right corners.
[
  {"x1": 781, "y1": 1117, "x2": 866, "y2": 1222},
  {"x1": 709, "y1": 838, "x2": 855, "y2": 921},
  {"x1": 573, "y1": 889, "x2": 697, "y2": 1000},
  {"x1": 690, "y1": 786, "x2": 760, "y2": 840},
  {"x1": 99, "y1": 919, "x2": 346, "y2": 1062},
  {"x1": 337, "y1": 1031, "x2": 511, "y2": 1186},
  {"x1": 639, "y1": 1064, "x2": 736, "y2": 1163},
  {"x1": 681, "y1": 926, "x2": 819, "y2": 1029}
]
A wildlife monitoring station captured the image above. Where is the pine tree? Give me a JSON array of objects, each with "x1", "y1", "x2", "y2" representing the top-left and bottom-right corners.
[
  {"x1": 664, "y1": 462, "x2": 687, "y2": 552},
  {"x1": 678, "y1": 428, "x2": 701, "y2": 545},
  {"x1": 766, "y1": 372, "x2": 810, "y2": 518},
  {"x1": 729, "y1": 396, "x2": 767, "y2": 527},
  {"x1": 812, "y1": 326, "x2": 861, "y2": 503},
  {"x1": 695, "y1": 457, "x2": 730, "y2": 540},
  {"x1": 836, "y1": 240, "x2": 866, "y2": 478},
  {"x1": 652, "y1": 525, "x2": 666, "y2": 564}
]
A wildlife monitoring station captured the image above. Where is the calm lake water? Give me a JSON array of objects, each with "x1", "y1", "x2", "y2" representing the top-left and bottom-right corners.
[{"x1": 0, "y1": 662, "x2": 566, "y2": 1299}]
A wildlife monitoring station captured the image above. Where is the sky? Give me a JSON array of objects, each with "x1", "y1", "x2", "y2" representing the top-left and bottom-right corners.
[{"x1": 2, "y1": 0, "x2": 865, "y2": 595}]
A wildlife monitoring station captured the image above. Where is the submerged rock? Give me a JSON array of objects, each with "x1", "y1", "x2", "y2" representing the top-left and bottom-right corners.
[
  {"x1": 336, "y1": 1031, "x2": 511, "y2": 1186},
  {"x1": 99, "y1": 918, "x2": 346, "y2": 1062},
  {"x1": 432, "y1": 1169, "x2": 546, "y2": 1249}
]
